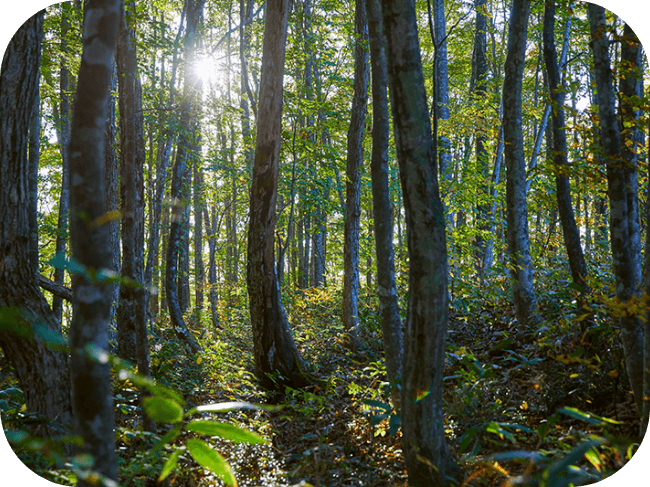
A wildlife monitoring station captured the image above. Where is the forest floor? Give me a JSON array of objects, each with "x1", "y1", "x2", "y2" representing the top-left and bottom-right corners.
[
  {"x1": 118, "y1": 282, "x2": 640, "y2": 487},
  {"x1": 2, "y1": 280, "x2": 643, "y2": 486}
]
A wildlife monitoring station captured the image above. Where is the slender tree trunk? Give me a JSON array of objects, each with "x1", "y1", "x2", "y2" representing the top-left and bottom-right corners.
[
  {"x1": 68, "y1": 0, "x2": 121, "y2": 481},
  {"x1": 53, "y1": 2, "x2": 72, "y2": 326},
  {"x1": 503, "y1": 0, "x2": 540, "y2": 328},
  {"x1": 379, "y1": 0, "x2": 460, "y2": 484},
  {"x1": 365, "y1": 0, "x2": 403, "y2": 412},
  {"x1": 105, "y1": 67, "x2": 120, "y2": 334},
  {"x1": 431, "y1": 0, "x2": 452, "y2": 195},
  {"x1": 588, "y1": 4, "x2": 644, "y2": 412},
  {"x1": 543, "y1": 1, "x2": 589, "y2": 295},
  {"x1": 116, "y1": 0, "x2": 155, "y2": 432},
  {"x1": 165, "y1": 0, "x2": 205, "y2": 354},
  {"x1": 0, "y1": 10, "x2": 73, "y2": 442},
  {"x1": 204, "y1": 206, "x2": 220, "y2": 329},
  {"x1": 178, "y1": 204, "x2": 191, "y2": 314},
  {"x1": 342, "y1": 0, "x2": 369, "y2": 350},
  {"x1": 247, "y1": 0, "x2": 308, "y2": 390},
  {"x1": 193, "y1": 161, "x2": 205, "y2": 323},
  {"x1": 473, "y1": 0, "x2": 490, "y2": 275}
]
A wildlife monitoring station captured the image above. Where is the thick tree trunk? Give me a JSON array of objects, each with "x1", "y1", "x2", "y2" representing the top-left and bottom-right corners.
[
  {"x1": 588, "y1": 5, "x2": 644, "y2": 412},
  {"x1": 503, "y1": 0, "x2": 540, "y2": 328},
  {"x1": 543, "y1": 1, "x2": 589, "y2": 295},
  {"x1": 178, "y1": 205, "x2": 191, "y2": 314},
  {"x1": 68, "y1": 0, "x2": 121, "y2": 481},
  {"x1": 342, "y1": 0, "x2": 369, "y2": 350},
  {"x1": 379, "y1": 0, "x2": 460, "y2": 484},
  {"x1": 365, "y1": 0, "x2": 403, "y2": 412},
  {"x1": 28, "y1": 66, "x2": 40, "y2": 278},
  {"x1": 0, "y1": 11, "x2": 73, "y2": 441},
  {"x1": 247, "y1": 0, "x2": 308, "y2": 390}
]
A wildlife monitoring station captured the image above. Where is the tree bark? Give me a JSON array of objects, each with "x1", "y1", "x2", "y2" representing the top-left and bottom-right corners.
[
  {"x1": 379, "y1": 0, "x2": 460, "y2": 484},
  {"x1": 0, "y1": 10, "x2": 73, "y2": 442},
  {"x1": 247, "y1": 0, "x2": 308, "y2": 390},
  {"x1": 503, "y1": 0, "x2": 540, "y2": 328},
  {"x1": 116, "y1": 0, "x2": 141, "y2": 362},
  {"x1": 116, "y1": 0, "x2": 155, "y2": 432},
  {"x1": 165, "y1": 0, "x2": 205, "y2": 354},
  {"x1": 68, "y1": 0, "x2": 121, "y2": 481},
  {"x1": 28, "y1": 64, "x2": 40, "y2": 279},
  {"x1": 342, "y1": 0, "x2": 369, "y2": 350},
  {"x1": 473, "y1": 0, "x2": 490, "y2": 275},
  {"x1": 588, "y1": 4, "x2": 644, "y2": 412},
  {"x1": 52, "y1": 2, "x2": 72, "y2": 326},
  {"x1": 193, "y1": 161, "x2": 205, "y2": 322},
  {"x1": 543, "y1": 1, "x2": 589, "y2": 295},
  {"x1": 365, "y1": 0, "x2": 403, "y2": 412}
]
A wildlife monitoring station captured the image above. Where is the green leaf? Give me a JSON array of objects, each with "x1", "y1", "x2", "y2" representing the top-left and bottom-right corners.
[
  {"x1": 388, "y1": 413, "x2": 401, "y2": 436},
  {"x1": 143, "y1": 397, "x2": 184, "y2": 424},
  {"x1": 150, "y1": 423, "x2": 182, "y2": 455},
  {"x1": 557, "y1": 407, "x2": 620, "y2": 425},
  {"x1": 158, "y1": 449, "x2": 183, "y2": 482},
  {"x1": 186, "y1": 420, "x2": 267, "y2": 444},
  {"x1": 362, "y1": 399, "x2": 392, "y2": 412},
  {"x1": 192, "y1": 401, "x2": 270, "y2": 414},
  {"x1": 186, "y1": 438, "x2": 237, "y2": 486}
]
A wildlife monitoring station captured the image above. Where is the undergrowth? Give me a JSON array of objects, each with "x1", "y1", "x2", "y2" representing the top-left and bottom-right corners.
[{"x1": 0, "y1": 272, "x2": 642, "y2": 486}]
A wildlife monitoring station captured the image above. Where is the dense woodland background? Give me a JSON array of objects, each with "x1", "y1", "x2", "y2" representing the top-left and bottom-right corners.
[{"x1": 2, "y1": 0, "x2": 650, "y2": 486}]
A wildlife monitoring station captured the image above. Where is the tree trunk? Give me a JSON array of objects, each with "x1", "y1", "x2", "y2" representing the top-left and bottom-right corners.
[
  {"x1": 543, "y1": 1, "x2": 589, "y2": 295},
  {"x1": 193, "y1": 162, "x2": 205, "y2": 322},
  {"x1": 165, "y1": 0, "x2": 205, "y2": 354},
  {"x1": 105, "y1": 67, "x2": 120, "y2": 333},
  {"x1": 68, "y1": 0, "x2": 121, "y2": 481},
  {"x1": 28, "y1": 64, "x2": 40, "y2": 278},
  {"x1": 116, "y1": 0, "x2": 155, "y2": 433},
  {"x1": 178, "y1": 204, "x2": 191, "y2": 314},
  {"x1": 473, "y1": 0, "x2": 490, "y2": 276},
  {"x1": 204, "y1": 206, "x2": 220, "y2": 329},
  {"x1": 503, "y1": 0, "x2": 540, "y2": 328},
  {"x1": 365, "y1": 0, "x2": 403, "y2": 412},
  {"x1": 247, "y1": 0, "x2": 308, "y2": 390},
  {"x1": 379, "y1": 0, "x2": 460, "y2": 484},
  {"x1": 342, "y1": 0, "x2": 369, "y2": 350},
  {"x1": 0, "y1": 10, "x2": 73, "y2": 442},
  {"x1": 52, "y1": 2, "x2": 72, "y2": 326},
  {"x1": 116, "y1": 0, "x2": 141, "y2": 362},
  {"x1": 588, "y1": 4, "x2": 644, "y2": 412}
]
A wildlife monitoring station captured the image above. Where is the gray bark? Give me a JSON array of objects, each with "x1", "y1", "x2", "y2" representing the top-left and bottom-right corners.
[
  {"x1": 543, "y1": 1, "x2": 589, "y2": 295},
  {"x1": 474, "y1": 0, "x2": 490, "y2": 276},
  {"x1": 247, "y1": 0, "x2": 308, "y2": 389},
  {"x1": 28, "y1": 66, "x2": 40, "y2": 278},
  {"x1": 116, "y1": 0, "x2": 155, "y2": 432},
  {"x1": 0, "y1": 10, "x2": 73, "y2": 442},
  {"x1": 193, "y1": 162, "x2": 205, "y2": 321},
  {"x1": 503, "y1": 0, "x2": 540, "y2": 327},
  {"x1": 588, "y1": 4, "x2": 644, "y2": 412},
  {"x1": 53, "y1": 2, "x2": 72, "y2": 326},
  {"x1": 68, "y1": 0, "x2": 121, "y2": 481},
  {"x1": 379, "y1": 0, "x2": 460, "y2": 484},
  {"x1": 342, "y1": 0, "x2": 369, "y2": 350},
  {"x1": 365, "y1": 0, "x2": 403, "y2": 412}
]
